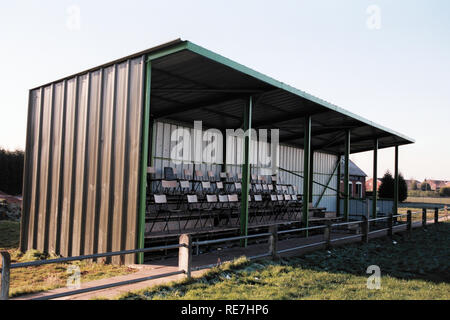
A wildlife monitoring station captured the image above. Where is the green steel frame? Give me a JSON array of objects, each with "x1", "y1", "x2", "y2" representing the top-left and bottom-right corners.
[
  {"x1": 137, "y1": 60, "x2": 152, "y2": 264},
  {"x1": 302, "y1": 116, "x2": 312, "y2": 233},
  {"x1": 137, "y1": 40, "x2": 413, "y2": 145},
  {"x1": 309, "y1": 150, "x2": 314, "y2": 203},
  {"x1": 240, "y1": 96, "x2": 253, "y2": 247},
  {"x1": 132, "y1": 40, "x2": 413, "y2": 263},
  {"x1": 343, "y1": 130, "x2": 350, "y2": 221},
  {"x1": 372, "y1": 139, "x2": 378, "y2": 219},
  {"x1": 394, "y1": 146, "x2": 399, "y2": 215},
  {"x1": 180, "y1": 42, "x2": 414, "y2": 145},
  {"x1": 336, "y1": 155, "x2": 341, "y2": 217}
]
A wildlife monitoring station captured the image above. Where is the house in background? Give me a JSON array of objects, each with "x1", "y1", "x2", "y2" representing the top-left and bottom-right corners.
[
  {"x1": 405, "y1": 179, "x2": 420, "y2": 190},
  {"x1": 366, "y1": 178, "x2": 382, "y2": 192},
  {"x1": 423, "y1": 179, "x2": 450, "y2": 191},
  {"x1": 340, "y1": 159, "x2": 367, "y2": 198}
]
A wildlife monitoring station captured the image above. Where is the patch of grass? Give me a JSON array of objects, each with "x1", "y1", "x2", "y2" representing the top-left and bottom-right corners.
[
  {"x1": 0, "y1": 221, "x2": 137, "y2": 298},
  {"x1": 0, "y1": 220, "x2": 20, "y2": 249},
  {"x1": 8, "y1": 259, "x2": 136, "y2": 297},
  {"x1": 119, "y1": 223, "x2": 450, "y2": 300},
  {"x1": 406, "y1": 197, "x2": 450, "y2": 205}
]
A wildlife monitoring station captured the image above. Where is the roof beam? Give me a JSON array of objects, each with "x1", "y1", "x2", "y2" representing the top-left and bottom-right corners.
[
  {"x1": 153, "y1": 94, "x2": 246, "y2": 118},
  {"x1": 252, "y1": 109, "x2": 329, "y2": 128},
  {"x1": 279, "y1": 124, "x2": 362, "y2": 143},
  {"x1": 152, "y1": 88, "x2": 264, "y2": 94},
  {"x1": 321, "y1": 133, "x2": 393, "y2": 151},
  {"x1": 201, "y1": 107, "x2": 242, "y2": 121},
  {"x1": 152, "y1": 67, "x2": 212, "y2": 89},
  {"x1": 312, "y1": 131, "x2": 347, "y2": 151}
]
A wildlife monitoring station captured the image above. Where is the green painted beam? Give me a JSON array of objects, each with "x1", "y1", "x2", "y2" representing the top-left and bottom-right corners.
[
  {"x1": 302, "y1": 116, "x2": 312, "y2": 234},
  {"x1": 278, "y1": 167, "x2": 338, "y2": 192},
  {"x1": 146, "y1": 42, "x2": 188, "y2": 62},
  {"x1": 344, "y1": 130, "x2": 350, "y2": 221},
  {"x1": 137, "y1": 60, "x2": 152, "y2": 264},
  {"x1": 394, "y1": 146, "x2": 399, "y2": 215},
  {"x1": 336, "y1": 155, "x2": 341, "y2": 217},
  {"x1": 240, "y1": 96, "x2": 252, "y2": 247},
  {"x1": 372, "y1": 139, "x2": 378, "y2": 219},
  {"x1": 309, "y1": 150, "x2": 314, "y2": 203}
]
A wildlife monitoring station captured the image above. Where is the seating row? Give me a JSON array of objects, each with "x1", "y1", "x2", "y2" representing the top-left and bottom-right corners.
[{"x1": 145, "y1": 191, "x2": 303, "y2": 235}]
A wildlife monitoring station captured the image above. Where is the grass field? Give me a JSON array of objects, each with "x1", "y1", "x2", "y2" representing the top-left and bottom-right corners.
[
  {"x1": 0, "y1": 221, "x2": 136, "y2": 297},
  {"x1": 120, "y1": 222, "x2": 450, "y2": 300},
  {"x1": 406, "y1": 197, "x2": 450, "y2": 205}
]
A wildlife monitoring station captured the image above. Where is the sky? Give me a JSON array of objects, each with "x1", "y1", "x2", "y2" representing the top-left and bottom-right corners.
[{"x1": 0, "y1": 0, "x2": 449, "y2": 181}]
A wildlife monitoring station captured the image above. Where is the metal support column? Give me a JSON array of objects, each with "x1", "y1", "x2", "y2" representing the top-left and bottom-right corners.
[
  {"x1": 394, "y1": 146, "x2": 399, "y2": 216},
  {"x1": 302, "y1": 115, "x2": 312, "y2": 232},
  {"x1": 336, "y1": 155, "x2": 341, "y2": 217},
  {"x1": 344, "y1": 130, "x2": 350, "y2": 221},
  {"x1": 309, "y1": 150, "x2": 314, "y2": 203},
  {"x1": 372, "y1": 139, "x2": 378, "y2": 219},
  {"x1": 240, "y1": 96, "x2": 253, "y2": 247},
  {"x1": 137, "y1": 60, "x2": 152, "y2": 264}
]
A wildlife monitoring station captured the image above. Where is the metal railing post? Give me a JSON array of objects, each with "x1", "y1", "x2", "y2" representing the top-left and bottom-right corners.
[
  {"x1": 388, "y1": 213, "x2": 393, "y2": 238},
  {"x1": 178, "y1": 234, "x2": 192, "y2": 279},
  {"x1": 407, "y1": 210, "x2": 412, "y2": 236},
  {"x1": 422, "y1": 208, "x2": 427, "y2": 228},
  {"x1": 434, "y1": 208, "x2": 439, "y2": 225},
  {"x1": 269, "y1": 225, "x2": 279, "y2": 260},
  {"x1": 361, "y1": 216, "x2": 369, "y2": 244},
  {"x1": 324, "y1": 221, "x2": 332, "y2": 250},
  {"x1": 1, "y1": 251, "x2": 11, "y2": 300}
]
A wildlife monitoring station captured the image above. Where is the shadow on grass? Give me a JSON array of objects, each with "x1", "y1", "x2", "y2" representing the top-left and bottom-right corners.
[
  {"x1": 119, "y1": 222, "x2": 450, "y2": 300},
  {"x1": 289, "y1": 222, "x2": 450, "y2": 284}
]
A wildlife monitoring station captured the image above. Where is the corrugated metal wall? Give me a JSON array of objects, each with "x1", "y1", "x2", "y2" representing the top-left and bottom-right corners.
[
  {"x1": 278, "y1": 146, "x2": 338, "y2": 212},
  {"x1": 151, "y1": 120, "x2": 338, "y2": 212},
  {"x1": 20, "y1": 56, "x2": 145, "y2": 264}
]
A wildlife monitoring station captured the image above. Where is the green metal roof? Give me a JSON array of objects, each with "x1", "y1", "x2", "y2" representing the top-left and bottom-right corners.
[
  {"x1": 149, "y1": 40, "x2": 414, "y2": 145},
  {"x1": 31, "y1": 38, "x2": 415, "y2": 154}
]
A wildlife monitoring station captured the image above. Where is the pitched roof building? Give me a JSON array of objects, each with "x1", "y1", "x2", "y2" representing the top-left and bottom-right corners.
[
  {"x1": 366, "y1": 178, "x2": 382, "y2": 192},
  {"x1": 340, "y1": 159, "x2": 367, "y2": 198}
]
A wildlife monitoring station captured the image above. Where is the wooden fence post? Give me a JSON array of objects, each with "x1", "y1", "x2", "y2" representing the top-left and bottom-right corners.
[
  {"x1": 178, "y1": 234, "x2": 192, "y2": 279},
  {"x1": 1, "y1": 251, "x2": 11, "y2": 300},
  {"x1": 324, "y1": 221, "x2": 332, "y2": 250},
  {"x1": 434, "y1": 208, "x2": 439, "y2": 224},
  {"x1": 388, "y1": 213, "x2": 393, "y2": 238},
  {"x1": 422, "y1": 208, "x2": 427, "y2": 228},
  {"x1": 269, "y1": 225, "x2": 279, "y2": 259},
  {"x1": 406, "y1": 210, "x2": 412, "y2": 236},
  {"x1": 361, "y1": 216, "x2": 369, "y2": 244}
]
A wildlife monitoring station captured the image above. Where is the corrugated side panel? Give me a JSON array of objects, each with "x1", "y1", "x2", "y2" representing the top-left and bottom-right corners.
[
  {"x1": 20, "y1": 56, "x2": 145, "y2": 264},
  {"x1": 151, "y1": 121, "x2": 337, "y2": 212},
  {"x1": 278, "y1": 146, "x2": 338, "y2": 212}
]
